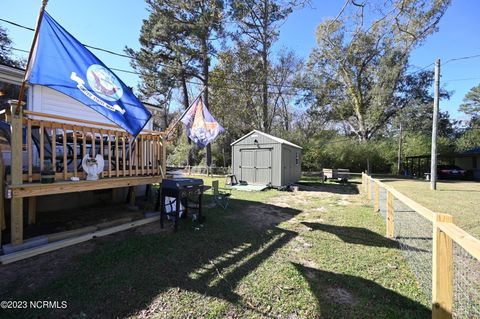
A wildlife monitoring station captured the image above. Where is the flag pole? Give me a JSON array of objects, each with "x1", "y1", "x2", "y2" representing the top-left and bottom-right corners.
[
  {"x1": 165, "y1": 86, "x2": 206, "y2": 140},
  {"x1": 14, "y1": 0, "x2": 48, "y2": 116}
]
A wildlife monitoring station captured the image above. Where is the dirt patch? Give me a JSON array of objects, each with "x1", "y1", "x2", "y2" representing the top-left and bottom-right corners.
[
  {"x1": 294, "y1": 236, "x2": 312, "y2": 248},
  {"x1": 325, "y1": 287, "x2": 357, "y2": 306},
  {"x1": 336, "y1": 200, "x2": 350, "y2": 206},
  {"x1": 232, "y1": 203, "x2": 299, "y2": 228}
]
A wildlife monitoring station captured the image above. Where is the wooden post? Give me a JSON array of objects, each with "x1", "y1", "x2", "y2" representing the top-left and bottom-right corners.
[
  {"x1": 51, "y1": 126, "x2": 56, "y2": 173},
  {"x1": 374, "y1": 182, "x2": 380, "y2": 212},
  {"x1": 27, "y1": 120, "x2": 33, "y2": 182},
  {"x1": 0, "y1": 161, "x2": 5, "y2": 247},
  {"x1": 386, "y1": 191, "x2": 394, "y2": 238},
  {"x1": 28, "y1": 197, "x2": 37, "y2": 225},
  {"x1": 128, "y1": 186, "x2": 136, "y2": 207},
  {"x1": 432, "y1": 213, "x2": 454, "y2": 319},
  {"x1": 107, "y1": 131, "x2": 112, "y2": 178},
  {"x1": 115, "y1": 132, "x2": 119, "y2": 177},
  {"x1": 134, "y1": 138, "x2": 138, "y2": 176},
  {"x1": 82, "y1": 128, "x2": 87, "y2": 165},
  {"x1": 140, "y1": 135, "x2": 144, "y2": 175},
  {"x1": 122, "y1": 133, "x2": 126, "y2": 176},
  {"x1": 73, "y1": 127, "x2": 78, "y2": 177},
  {"x1": 128, "y1": 136, "x2": 132, "y2": 176},
  {"x1": 99, "y1": 130, "x2": 104, "y2": 177},
  {"x1": 40, "y1": 122, "x2": 45, "y2": 171},
  {"x1": 162, "y1": 139, "x2": 166, "y2": 179},
  {"x1": 367, "y1": 176, "x2": 372, "y2": 200},
  {"x1": 91, "y1": 130, "x2": 96, "y2": 157},
  {"x1": 10, "y1": 103, "x2": 24, "y2": 245}
]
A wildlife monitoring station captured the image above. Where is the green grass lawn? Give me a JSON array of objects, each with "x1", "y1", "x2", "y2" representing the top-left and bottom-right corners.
[
  {"x1": 379, "y1": 177, "x2": 480, "y2": 237},
  {"x1": 0, "y1": 177, "x2": 429, "y2": 318}
]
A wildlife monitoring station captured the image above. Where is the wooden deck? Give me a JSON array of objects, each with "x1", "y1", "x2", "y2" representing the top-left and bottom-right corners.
[
  {"x1": 2, "y1": 105, "x2": 166, "y2": 246},
  {"x1": 9, "y1": 176, "x2": 162, "y2": 198}
]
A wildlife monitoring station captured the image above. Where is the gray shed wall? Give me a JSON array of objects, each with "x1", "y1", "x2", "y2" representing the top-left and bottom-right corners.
[
  {"x1": 232, "y1": 132, "x2": 301, "y2": 187},
  {"x1": 281, "y1": 145, "x2": 302, "y2": 185}
]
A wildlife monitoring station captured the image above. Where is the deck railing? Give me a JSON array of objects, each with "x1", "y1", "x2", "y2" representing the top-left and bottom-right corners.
[
  {"x1": 8, "y1": 108, "x2": 165, "y2": 183},
  {"x1": 0, "y1": 103, "x2": 166, "y2": 247}
]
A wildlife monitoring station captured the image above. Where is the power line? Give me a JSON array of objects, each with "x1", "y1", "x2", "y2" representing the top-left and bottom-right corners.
[
  {"x1": 444, "y1": 77, "x2": 480, "y2": 83},
  {"x1": 0, "y1": 16, "x2": 452, "y2": 91},
  {"x1": 406, "y1": 62, "x2": 435, "y2": 75},
  {"x1": 9, "y1": 47, "x2": 29, "y2": 54},
  {"x1": 444, "y1": 54, "x2": 480, "y2": 65},
  {"x1": 3, "y1": 17, "x2": 480, "y2": 94},
  {"x1": 0, "y1": 18, "x2": 34, "y2": 31},
  {"x1": 1, "y1": 17, "x2": 304, "y2": 90}
]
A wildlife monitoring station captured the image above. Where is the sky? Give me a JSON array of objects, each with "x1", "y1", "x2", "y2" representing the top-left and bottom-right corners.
[{"x1": 2, "y1": 0, "x2": 480, "y2": 122}]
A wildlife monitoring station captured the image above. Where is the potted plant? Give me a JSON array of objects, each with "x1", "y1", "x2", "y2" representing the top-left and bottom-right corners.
[{"x1": 41, "y1": 164, "x2": 55, "y2": 183}]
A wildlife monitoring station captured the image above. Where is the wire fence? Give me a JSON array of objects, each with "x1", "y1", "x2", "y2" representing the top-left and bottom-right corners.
[
  {"x1": 453, "y1": 242, "x2": 480, "y2": 319},
  {"x1": 393, "y1": 196, "x2": 433, "y2": 301},
  {"x1": 363, "y1": 173, "x2": 480, "y2": 319},
  {"x1": 167, "y1": 166, "x2": 231, "y2": 176}
]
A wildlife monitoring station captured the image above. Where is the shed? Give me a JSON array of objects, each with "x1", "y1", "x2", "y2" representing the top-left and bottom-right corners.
[{"x1": 231, "y1": 130, "x2": 302, "y2": 187}]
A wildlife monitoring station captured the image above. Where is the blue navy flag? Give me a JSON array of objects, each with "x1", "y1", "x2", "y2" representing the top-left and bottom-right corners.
[
  {"x1": 26, "y1": 11, "x2": 151, "y2": 137},
  {"x1": 181, "y1": 98, "x2": 224, "y2": 148}
]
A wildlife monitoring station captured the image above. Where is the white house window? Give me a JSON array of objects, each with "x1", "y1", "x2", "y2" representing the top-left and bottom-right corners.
[{"x1": 296, "y1": 152, "x2": 299, "y2": 165}]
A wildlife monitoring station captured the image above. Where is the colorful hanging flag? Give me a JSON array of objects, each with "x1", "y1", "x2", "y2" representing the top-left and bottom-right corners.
[
  {"x1": 26, "y1": 11, "x2": 151, "y2": 137},
  {"x1": 181, "y1": 98, "x2": 224, "y2": 148}
]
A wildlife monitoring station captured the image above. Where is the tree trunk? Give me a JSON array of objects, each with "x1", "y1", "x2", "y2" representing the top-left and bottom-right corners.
[
  {"x1": 262, "y1": 50, "x2": 269, "y2": 133},
  {"x1": 261, "y1": 0, "x2": 269, "y2": 133}
]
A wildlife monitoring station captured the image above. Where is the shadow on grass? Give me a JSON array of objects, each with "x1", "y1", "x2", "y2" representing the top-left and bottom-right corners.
[
  {"x1": 301, "y1": 222, "x2": 428, "y2": 252},
  {"x1": 0, "y1": 194, "x2": 428, "y2": 319},
  {"x1": 0, "y1": 197, "x2": 300, "y2": 319},
  {"x1": 296, "y1": 181, "x2": 360, "y2": 195},
  {"x1": 292, "y1": 263, "x2": 430, "y2": 319}
]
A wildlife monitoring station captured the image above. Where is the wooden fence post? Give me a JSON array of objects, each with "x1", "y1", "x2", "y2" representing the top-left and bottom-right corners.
[
  {"x1": 10, "y1": 102, "x2": 24, "y2": 245},
  {"x1": 367, "y1": 177, "x2": 372, "y2": 200},
  {"x1": 374, "y1": 182, "x2": 380, "y2": 212},
  {"x1": 386, "y1": 191, "x2": 394, "y2": 238},
  {"x1": 362, "y1": 173, "x2": 367, "y2": 193},
  {"x1": 432, "y1": 213, "x2": 454, "y2": 319}
]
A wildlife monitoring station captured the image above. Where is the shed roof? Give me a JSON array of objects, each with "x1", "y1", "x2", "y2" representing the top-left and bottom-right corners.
[{"x1": 230, "y1": 130, "x2": 302, "y2": 149}]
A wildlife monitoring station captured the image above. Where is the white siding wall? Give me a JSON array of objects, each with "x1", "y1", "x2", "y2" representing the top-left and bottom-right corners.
[{"x1": 29, "y1": 85, "x2": 153, "y2": 130}]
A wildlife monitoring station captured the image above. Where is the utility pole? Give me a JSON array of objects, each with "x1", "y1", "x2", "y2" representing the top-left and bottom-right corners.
[
  {"x1": 430, "y1": 59, "x2": 440, "y2": 190},
  {"x1": 397, "y1": 122, "x2": 403, "y2": 175}
]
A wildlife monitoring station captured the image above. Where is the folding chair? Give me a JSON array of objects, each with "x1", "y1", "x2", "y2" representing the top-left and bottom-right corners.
[{"x1": 212, "y1": 180, "x2": 231, "y2": 209}]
